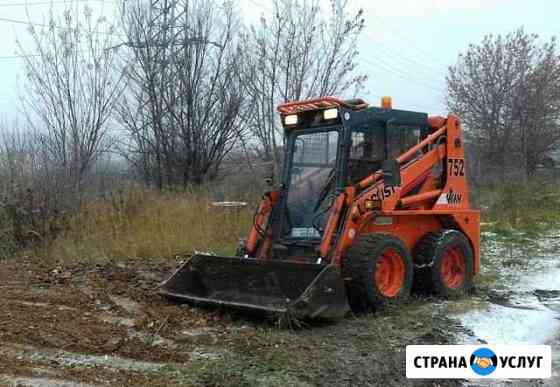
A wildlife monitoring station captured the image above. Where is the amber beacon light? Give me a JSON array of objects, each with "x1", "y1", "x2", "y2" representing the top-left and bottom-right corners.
[{"x1": 381, "y1": 96, "x2": 393, "y2": 109}]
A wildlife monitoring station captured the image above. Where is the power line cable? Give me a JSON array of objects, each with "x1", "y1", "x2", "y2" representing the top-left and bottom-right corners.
[
  {"x1": 364, "y1": 33, "x2": 445, "y2": 78},
  {"x1": 245, "y1": 0, "x2": 448, "y2": 74},
  {"x1": 247, "y1": 0, "x2": 271, "y2": 12},
  {"x1": 0, "y1": 0, "x2": 449, "y2": 100},
  {"x1": 242, "y1": 0, "x2": 445, "y2": 94},
  {"x1": 0, "y1": 8, "x2": 123, "y2": 60},
  {"x1": 360, "y1": 56, "x2": 445, "y2": 94},
  {"x1": 0, "y1": 0, "x2": 110, "y2": 7},
  {"x1": 0, "y1": 53, "x2": 40, "y2": 60},
  {"x1": 366, "y1": 15, "x2": 448, "y2": 66},
  {"x1": 363, "y1": 89, "x2": 441, "y2": 113},
  {"x1": 0, "y1": 15, "x2": 123, "y2": 36},
  {"x1": 364, "y1": 45, "x2": 444, "y2": 84}
]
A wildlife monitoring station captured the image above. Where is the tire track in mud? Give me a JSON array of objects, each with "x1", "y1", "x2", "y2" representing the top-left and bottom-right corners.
[
  {"x1": 1, "y1": 231, "x2": 559, "y2": 386},
  {"x1": 0, "y1": 256, "x2": 466, "y2": 386},
  {"x1": 0, "y1": 260, "x2": 232, "y2": 386}
]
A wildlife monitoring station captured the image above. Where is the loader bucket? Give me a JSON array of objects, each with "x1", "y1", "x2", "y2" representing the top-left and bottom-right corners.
[{"x1": 159, "y1": 254, "x2": 349, "y2": 319}]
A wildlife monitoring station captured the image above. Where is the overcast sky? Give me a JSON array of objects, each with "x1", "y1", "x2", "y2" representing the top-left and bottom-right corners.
[{"x1": 0, "y1": 0, "x2": 555, "y2": 119}]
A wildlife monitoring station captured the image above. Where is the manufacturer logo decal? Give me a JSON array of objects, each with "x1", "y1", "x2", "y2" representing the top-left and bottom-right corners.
[
  {"x1": 436, "y1": 188, "x2": 462, "y2": 205},
  {"x1": 446, "y1": 188, "x2": 462, "y2": 205}
]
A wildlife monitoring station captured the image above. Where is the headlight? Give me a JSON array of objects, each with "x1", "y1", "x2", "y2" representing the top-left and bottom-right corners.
[
  {"x1": 364, "y1": 199, "x2": 382, "y2": 210},
  {"x1": 285, "y1": 114, "x2": 298, "y2": 125},
  {"x1": 323, "y1": 108, "x2": 338, "y2": 120}
]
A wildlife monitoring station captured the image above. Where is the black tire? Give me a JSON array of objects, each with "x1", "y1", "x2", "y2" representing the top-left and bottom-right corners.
[
  {"x1": 342, "y1": 233, "x2": 413, "y2": 314},
  {"x1": 413, "y1": 230, "x2": 474, "y2": 298}
]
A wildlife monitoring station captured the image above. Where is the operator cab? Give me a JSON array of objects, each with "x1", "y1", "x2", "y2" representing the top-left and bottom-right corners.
[{"x1": 276, "y1": 97, "x2": 429, "y2": 256}]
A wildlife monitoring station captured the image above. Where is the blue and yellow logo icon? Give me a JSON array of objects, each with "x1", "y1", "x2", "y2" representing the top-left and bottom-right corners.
[{"x1": 470, "y1": 348, "x2": 498, "y2": 376}]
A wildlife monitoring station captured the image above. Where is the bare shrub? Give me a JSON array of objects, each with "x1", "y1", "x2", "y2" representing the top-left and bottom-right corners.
[
  {"x1": 0, "y1": 122, "x2": 66, "y2": 255},
  {"x1": 18, "y1": 3, "x2": 125, "y2": 200}
]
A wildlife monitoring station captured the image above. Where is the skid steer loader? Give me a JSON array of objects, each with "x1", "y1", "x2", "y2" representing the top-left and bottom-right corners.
[{"x1": 160, "y1": 96, "x2": 480, "y2": 319}]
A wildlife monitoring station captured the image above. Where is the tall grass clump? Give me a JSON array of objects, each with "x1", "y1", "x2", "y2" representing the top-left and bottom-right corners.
[
  {"x1": 43, "y1": 188, "x2": 255, "y2": 262},
  {"x1": 38, "y1": 178, "x2": 560, "y2": 262},
  {"x1": 476, "y1": 180, "x2": 560, "y2": 236}
]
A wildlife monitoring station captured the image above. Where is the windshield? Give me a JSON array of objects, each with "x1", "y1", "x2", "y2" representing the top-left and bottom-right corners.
[{"x1": 284, "y1": 130, "x2": 339, "y2": 239}]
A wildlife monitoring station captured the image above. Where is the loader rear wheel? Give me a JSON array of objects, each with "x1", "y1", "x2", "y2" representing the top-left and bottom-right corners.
[
  {"x1": 343, "y1": 234, "x2": 413, "y2": 314},
  {"x1": 413, "y1": 230, "x2": 473, "y2": 297}
]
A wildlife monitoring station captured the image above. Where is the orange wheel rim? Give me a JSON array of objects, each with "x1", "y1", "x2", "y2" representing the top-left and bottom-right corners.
[
  {"x1": 441, "y1": 246, "x2": 466, "y2": 289},
  {"x1": 375, "y1": 248, "x2": 405, "y2": 297}
]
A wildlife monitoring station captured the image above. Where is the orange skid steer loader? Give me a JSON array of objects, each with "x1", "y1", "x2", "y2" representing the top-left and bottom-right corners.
[{"x1": 160, "y1": 96, "x2": 480, "y2": 319}]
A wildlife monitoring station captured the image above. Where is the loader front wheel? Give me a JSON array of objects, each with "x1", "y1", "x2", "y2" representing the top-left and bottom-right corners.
[
  {"x1": 343, "y1": 234, "x2": 413, "y2": 314},
  {"x1": 413, "y1": 230, "x2": 474, "y2": 298}
]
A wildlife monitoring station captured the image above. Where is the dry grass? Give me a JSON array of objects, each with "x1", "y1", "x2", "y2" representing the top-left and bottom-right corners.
[
  {"x1": 42, "y1": 188, "x2": 255, "y2": 262},
  {"x1": 39, "y1": 177, "x2": 560, "y2": 263}
]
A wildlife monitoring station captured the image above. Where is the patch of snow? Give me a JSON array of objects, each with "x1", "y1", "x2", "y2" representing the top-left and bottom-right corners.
[
  {"x1": 461, "y1": 303, "x2": 559, "y2": 345},
  {"x1": 7, "y1": 376, "x2": 97, "y2": 387},
  {"x1": 7, "y1": 344, "x2": 169, "y2": 373}
]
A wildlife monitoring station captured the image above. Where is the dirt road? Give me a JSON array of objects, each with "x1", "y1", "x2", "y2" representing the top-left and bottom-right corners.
[{"x1": 0, "y1": 230, "x2": 558, "y2": 386}]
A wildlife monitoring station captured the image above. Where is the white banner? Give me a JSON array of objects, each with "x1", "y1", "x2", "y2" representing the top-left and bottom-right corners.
[{"x1": 406, "y1": 345, "x2": 551, "y2": 379}]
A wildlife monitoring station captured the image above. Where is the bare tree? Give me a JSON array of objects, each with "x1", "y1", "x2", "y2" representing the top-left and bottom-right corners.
[
  {"x1": 446, "y1": 28, "x2": 560, "y2": 180},
  {"x1": 119, "y1": 0, "x2": 247, "y2": 188},
  {"x1": 512, "y1": 38, "x2": 560, "y2": 176},
  {"x1": 242, "y1": 0, "x2": 367, "y2": 179},
  {"x1": 18, "y1": 3, "x2": 125, "y2": 197}
]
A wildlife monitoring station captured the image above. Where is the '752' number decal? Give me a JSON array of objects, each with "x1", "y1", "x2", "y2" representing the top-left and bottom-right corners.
[{"x1": 448, "y1": 158, "x2": 465, "y2": 176}]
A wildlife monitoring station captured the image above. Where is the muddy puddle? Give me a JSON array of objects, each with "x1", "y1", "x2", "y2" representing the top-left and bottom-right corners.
[{"x1": 449, "y1": 230, "x2": 560, "y2": 385}]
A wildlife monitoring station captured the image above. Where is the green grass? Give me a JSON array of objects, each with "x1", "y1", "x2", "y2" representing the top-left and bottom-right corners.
[
  {"x1": 160, "y1": 356, "x2": 303, "y2": 387},
  {"x1": 477, "y1": 180, "x2": 560, "y2": 239}
]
